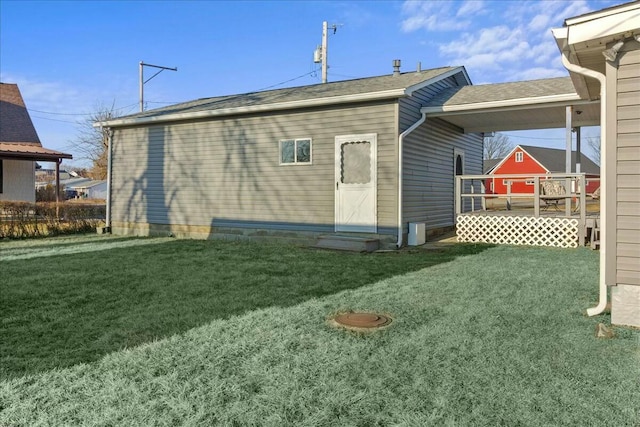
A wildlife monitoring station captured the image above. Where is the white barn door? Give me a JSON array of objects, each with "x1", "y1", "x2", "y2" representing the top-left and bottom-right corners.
[{"x1": 335, "y1": 134, "x2": 377, "y2": 233}]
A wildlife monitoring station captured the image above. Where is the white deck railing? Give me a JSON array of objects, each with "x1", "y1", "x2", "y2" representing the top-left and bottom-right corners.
[{"x1": 455, "y1": 173, "x2": 599, "y2": 247}]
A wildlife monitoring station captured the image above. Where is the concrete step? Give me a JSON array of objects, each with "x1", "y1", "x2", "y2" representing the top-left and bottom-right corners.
[{"x1": 315, "y1": 235, "x2": 380, "y2": 252}]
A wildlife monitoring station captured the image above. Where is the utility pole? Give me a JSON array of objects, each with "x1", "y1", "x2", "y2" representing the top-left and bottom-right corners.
[
  {"x1": 314, "y1": 21, "x2": 340, "y2": 84},
  {"x1": 139, "y1": 61, "x2": 178, "y2": 112}
]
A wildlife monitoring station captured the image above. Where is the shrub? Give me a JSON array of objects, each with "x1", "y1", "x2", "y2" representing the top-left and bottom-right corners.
[
  {"x1": 35, "y1": 184, "x2": 62, "y2": 202},
  {"x1": 0, "y1": 201, "x2": 106, "y2": 239}
]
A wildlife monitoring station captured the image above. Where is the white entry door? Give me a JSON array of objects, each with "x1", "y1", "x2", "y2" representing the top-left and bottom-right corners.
[{"x1": 335, "y1": 134, "x2": 377, "y2": 233}]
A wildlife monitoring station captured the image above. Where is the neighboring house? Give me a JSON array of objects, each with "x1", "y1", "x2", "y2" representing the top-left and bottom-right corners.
[
  {"x1": 35, "y1": 166, "x2": 74, "y2": 183},
  {"x1": 97, "y1": 66, "x2": 483, "y2": 247},
  {"x1": 484, "y1": 145, "x2": 600, "y2": 195},
  {"x1": 553, "y1": 2, "x2": 640, "y2": 328},
  {"x1": 0, "y1": 83, "x2": 72, "y2": 202},
  {"x1": 67, "y1": 180, "x2": 107, "y2": 200}
]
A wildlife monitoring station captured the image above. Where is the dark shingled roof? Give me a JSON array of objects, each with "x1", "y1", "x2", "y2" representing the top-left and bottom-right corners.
[
  {"x1": 0, "y1": 83, "x2": 42, "y2": 145},
  {"x1": 424, "y1": 77, "x2": 576, "y2": 108},
  {"x1": 519, "y1": 144, "x2": 600, "y2": 174},
  {"x1": 483, "y1": 158, "x2": 502, "y2": 174},
  {"x1": 118, "y1": 67, "x2": 460, "y2": 121},
  {"x1": 0, "y1": 83, "x2": 72, "y2": 160}
]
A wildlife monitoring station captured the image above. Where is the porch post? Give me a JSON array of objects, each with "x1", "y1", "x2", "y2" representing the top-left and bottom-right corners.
[
  {"x1": 565, "y1": 106, "x2": 572, "y2": 173},
  {"x1": 575, "y1": 126, "x2": 581, "y2": 174},
  {"x1": 55, "y1": 159, "x2": 60, "y2": 220},
  {"x1": 565, "y1": 106, "x2": 572, "y2": 217}
]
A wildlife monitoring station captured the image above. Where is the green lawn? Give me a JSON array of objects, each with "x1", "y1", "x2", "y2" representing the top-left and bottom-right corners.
[
  {"x1": 1, "y1": 237, "x2": 638, "y2": 426},
  {"x1": 0, "y1": 235, "x2": 485, "y2": 379}
]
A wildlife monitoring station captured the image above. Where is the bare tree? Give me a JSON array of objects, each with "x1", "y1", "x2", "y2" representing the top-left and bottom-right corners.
[
  {"x1": 586, "y1": 136, "x2": 600, "y2": 165},
  {"x1": 71, "y1": 102, "x2": 120, "y2": 180},
  {"x1": 483, "y1": 133, "x2": 513, "y2": 160}
]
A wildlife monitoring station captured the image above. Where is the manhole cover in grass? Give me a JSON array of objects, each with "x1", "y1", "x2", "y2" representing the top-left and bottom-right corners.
[{"x1": 331, "y1": 312, "x2": 392, "y2": 329}]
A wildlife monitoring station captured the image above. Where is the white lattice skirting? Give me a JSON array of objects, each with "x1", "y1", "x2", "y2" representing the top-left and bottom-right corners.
[{"x1": 456, "y1": 215, "x2": 579, "y2": 248}]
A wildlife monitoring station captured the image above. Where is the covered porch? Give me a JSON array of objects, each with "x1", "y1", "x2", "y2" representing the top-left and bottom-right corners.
[{"x1": 421, "y1": 77, "x2": 601, "y2": 248}]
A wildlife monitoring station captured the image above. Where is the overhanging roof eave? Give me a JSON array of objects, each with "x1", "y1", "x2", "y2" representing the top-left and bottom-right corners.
[
  {"x1": 422, "y1": 93, "x2": 595, "y2": 116},
  {"x1": 96, "y1": 88, "x2": 409, "y2": 128},
  {"x1": 0, "y1": 152, "x2": 73, "y2": 161}
]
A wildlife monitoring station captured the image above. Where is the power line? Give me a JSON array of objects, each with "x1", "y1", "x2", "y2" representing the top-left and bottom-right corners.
[
  {"x1": 30, "y1": 115, "x2": 78, "y2": 124},
  {"x1": 28, "y1": 108, "x2": 92, "y2": 116},
  {"x1": 27, "y1": 69, "x2": 321, "y2": 118},
  {"x1": 27, "y1": 102, "x2": 139, "y2": 117},
  {"x1": 256, "y1": 69, "x2": 320, "y2": 91}
]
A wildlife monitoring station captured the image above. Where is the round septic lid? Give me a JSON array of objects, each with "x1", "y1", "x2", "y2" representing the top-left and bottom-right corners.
[{"x1": 332, "y1": 312, "x2": 392, "y2": 329}]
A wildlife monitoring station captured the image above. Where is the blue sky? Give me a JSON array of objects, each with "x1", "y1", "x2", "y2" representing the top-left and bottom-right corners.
[{"x1": 1, "y1": 0, "x2": 616, "y2": 167}]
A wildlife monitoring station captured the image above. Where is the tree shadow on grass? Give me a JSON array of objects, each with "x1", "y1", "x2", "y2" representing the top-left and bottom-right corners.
[{"x1": 0, "y1": 239, "x2": 492, "y2": 379}]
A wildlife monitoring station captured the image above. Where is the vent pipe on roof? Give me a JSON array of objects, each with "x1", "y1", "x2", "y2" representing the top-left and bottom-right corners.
[
  {"x1": 393, "y1": 59, "x2": 401, "y2": 76},
  {"x1": 417, "y1": 62, "x2": 422, "y2": 73}
]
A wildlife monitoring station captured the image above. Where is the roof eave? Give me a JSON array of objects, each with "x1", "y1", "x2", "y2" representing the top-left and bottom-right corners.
[
  {"x1": 563, "y1": 2, "x2": 640, "y2": 43},
  {"x1": 96, "y1": 88, "x2": 409, "y2": 128},
  {"x1": 422, "y1": 93, "x2": 591, "y2": 116},
  {"x1": 405, "y1": 66, "x2": 470, "y2": 96},
  {"x1": 0, "y1": 152, "x2": 73, "y2": 161}
]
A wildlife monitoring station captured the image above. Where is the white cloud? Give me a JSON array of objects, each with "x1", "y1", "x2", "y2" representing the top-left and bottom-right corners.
[
  {"x1": 510, "y1": 67, "x2": 567, "y2": 81},
  {"x1": 401, "y1": 0, "x2": 473, "y2": 32},
  {"x1": 0, "y1": 72, "x2": 87, "y2": 115},
  {"x1": 418, "y1": 0, "x2": 608, "y2": 83},
  {"x1": 528, "y1": 14, "x2": 551, "y2": 32},
  {"x1": 439, "y1": 26, "x2": 532, "y2": 65},
  {"x1": 456, "y1": 0, "x2": 485, "y2": 17}
]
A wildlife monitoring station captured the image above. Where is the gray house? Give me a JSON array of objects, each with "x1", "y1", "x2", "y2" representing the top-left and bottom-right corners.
[
  {"x1": 98, "y1": 66, "x2": 482, "y2": 248},
  {"x1": 553, "y1": 2, "x2": 640, "y2": 328}
]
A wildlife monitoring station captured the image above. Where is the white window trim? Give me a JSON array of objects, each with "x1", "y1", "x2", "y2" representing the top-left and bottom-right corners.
[
  {"x1": 279, "y1": 138, "x2": 313, "y2": 165},
  {"x1": 515, "y1": 152, "x2": 524, "y2": 162}
]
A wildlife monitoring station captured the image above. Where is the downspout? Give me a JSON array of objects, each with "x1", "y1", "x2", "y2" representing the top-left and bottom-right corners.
[
  {"x1": 396, "y1": 112, "x2": 427, "y2": 248},
  {"x1": 559, "y1": 49, "x2": 607, "y2": 316},
  {"x1": 105, "y1": 127, "x2": 114, "y2": 232}
]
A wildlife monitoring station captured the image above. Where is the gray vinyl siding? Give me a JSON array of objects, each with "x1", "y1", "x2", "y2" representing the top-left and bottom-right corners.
[
  {"x1": 398, "y1": 73, "x2": 482, "y2": 231},
  {"x1": 399, "y1": 75, "x2": 463, "y2": 133},
  {"x1": 401, "y1": 118, "x2": 482, "y2": 230},
  {"x1": 110, "y1": 101, "x2": 398, "y2": 235},
  {"x1": 616, "y1": 45, "x2": 640, "y2": 286}
]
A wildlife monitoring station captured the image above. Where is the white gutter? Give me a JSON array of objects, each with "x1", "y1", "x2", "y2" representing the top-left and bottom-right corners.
[
  {"x1": 105, "y1": 128, "x2": 113, "y2": 232},
  {"x1": 422, "y1": 93, "x2": 593, "y2": 115},
  {"x1": 396, "y1": 112, "x2": 427, "y2": 248},
  {"x1": 559, "y1": 48, "x2": 608, "y2": 317}
]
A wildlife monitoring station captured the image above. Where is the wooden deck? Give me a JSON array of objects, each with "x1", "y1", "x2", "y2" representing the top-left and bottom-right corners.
[{"x1": 455, "y1": 173, "x2": 600, "y2": 248}]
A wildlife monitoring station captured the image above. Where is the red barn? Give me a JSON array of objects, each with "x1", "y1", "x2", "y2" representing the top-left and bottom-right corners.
[{"x1": 484, "y1": 145, "x2": 600, "y2": 195}]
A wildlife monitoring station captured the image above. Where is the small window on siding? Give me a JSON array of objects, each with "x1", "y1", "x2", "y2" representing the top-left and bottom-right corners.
[
  {"x1": 280, "y1": 138, "x2": 312, "y2": 165},
  {"x1": 515, "y1": 152, "x2": 524, "y2": 162},
  {"x1": 454, "y1": 149, "x2": 464, "y2": 176}
]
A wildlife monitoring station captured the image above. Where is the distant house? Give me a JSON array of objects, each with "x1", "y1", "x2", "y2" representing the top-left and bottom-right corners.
[
  {"x1": 97, "y1": 66, "x2": 483, "y2": 248},
  {"x1": 0, "y1": 83, "x2": 72, "y2": 202},
  {"x1": 484, "y1": 145, "x2": 600, "y2": 195},
  {"x1": 66, "y1": 180, "x2": 107, "y2": 200}
]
